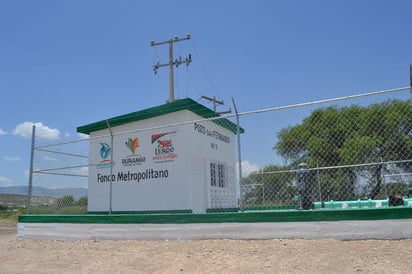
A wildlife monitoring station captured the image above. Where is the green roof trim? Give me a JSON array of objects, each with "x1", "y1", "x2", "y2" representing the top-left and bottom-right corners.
[{"x1": 77, "y1": 98, "x2": 244, "y2": 135}]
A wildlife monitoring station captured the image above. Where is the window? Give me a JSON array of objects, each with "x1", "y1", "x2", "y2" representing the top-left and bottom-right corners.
[
  {"x1": 210, "y1": 162, "x2": 226, "y2": 187},
  {"x1": 210, "y1": 162, "x2": 217, "y2": 186},
  {"x1": 218, "y1": 164, "x2": 225, "y2": 187}
]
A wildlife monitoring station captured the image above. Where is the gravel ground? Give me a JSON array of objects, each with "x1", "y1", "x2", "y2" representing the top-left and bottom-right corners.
[{"x1": 1, "y1": 220, "x2": 412, "y2": 273}]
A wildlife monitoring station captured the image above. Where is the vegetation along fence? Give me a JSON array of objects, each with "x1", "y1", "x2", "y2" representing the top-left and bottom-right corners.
[{"x1": 26, "y1": 86, "x2": 412, "y2": 214}]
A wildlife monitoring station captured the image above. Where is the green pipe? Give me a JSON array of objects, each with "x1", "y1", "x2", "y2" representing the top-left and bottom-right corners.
[{"x1": 314, "y1": 198, "x2": 412, "y2": 209}]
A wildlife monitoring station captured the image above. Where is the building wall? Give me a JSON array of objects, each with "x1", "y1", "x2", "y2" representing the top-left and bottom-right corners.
[
  {"x1": 87, "y1": 110, "x2": 236, "y2": 213},
  {"x1": 188, "y1": 119, "x2": 237, "y2": 209}
]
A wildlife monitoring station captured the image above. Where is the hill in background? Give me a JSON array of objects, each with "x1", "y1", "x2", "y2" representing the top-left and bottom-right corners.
[
  {"x1": 0, "y1": 186, "x2": 87, "y2": 200},
  {"x1": 0, "y1": 193, "x2": 55, "y2": 208}
]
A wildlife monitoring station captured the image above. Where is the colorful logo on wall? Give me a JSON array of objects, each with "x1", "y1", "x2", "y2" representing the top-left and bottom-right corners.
[
  {"x1": 125, "y1": 137, "x2": 139, "y2": 154},
  {"x1": 100, "y1": 143, "x2": 111, "y2": 160},
  {"x1": 151, "y1": 132, "x2": 177, "y2": 163},
  {"x1": 122, "y1": 137, "x2": 146, "y2": 166},
  {"x1": 97, "y1": 143, "x2": 114, "y2": 169}
]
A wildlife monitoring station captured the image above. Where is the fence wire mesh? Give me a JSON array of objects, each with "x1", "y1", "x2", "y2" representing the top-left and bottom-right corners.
[
  {"x1": 240, "y1": 87, "x2": 412, "y2": 210},
  {"x1": 28, "y1": 87, "x2": 412, "y2": 214},
  {"x1": 29, "y1": 139, "x2": 89, "y2": 214}
]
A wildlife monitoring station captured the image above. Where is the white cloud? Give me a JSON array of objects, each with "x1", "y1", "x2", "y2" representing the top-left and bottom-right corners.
[
  {"x1": 73, "y1": 166, "x2": 88, "y2": 176},
  {"x1": 43, "y1": 156, "x2": 59, "y2": 161},
  {"x1": 0, "y1": 128, "x2": 7, "y2": 135},
  {"x1": 13, "y1": 122, "x2": 60, "y2": 140},
  {"x1": 237, "y1": 160, "x2": 260, "y2": 177},
  {"x1": 24, "y1": 170, "x2": 30, "y2": 178},
  {"x1": 77, "y1": 133, "x2": 89, "y2": 140},
  {"x1": 3, "y1": 156, "x2": 21, "y2": 162},
  {"x1": 0, "y1": 176, "x2": 13, "y2": 186}
]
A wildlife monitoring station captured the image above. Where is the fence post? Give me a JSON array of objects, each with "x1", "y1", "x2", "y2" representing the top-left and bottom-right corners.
[
  {"x1": 410, "y1": 64, "x2": 412, "y2": 102},
  {"x1": 297, "y1": 163, "x2": 313, "y2": 209},
  {"x1": 231, "y1": 97, "x2": 243, "y2": 211},
  {"x1": 316, "y1": 164, "x2": 322, "y2": 203},
  {"x1": 27, "y1": 125, "x2": 36, "y2": 214},
  {"x1": 105, "y1": 120, "x2": 114, "y2": 214},
  {"x1": 261, "y1": 169, "x2": 265, "y2": 205},
  {"x1": 409, "y1": 64, "x2": 411, "y2": 90}
]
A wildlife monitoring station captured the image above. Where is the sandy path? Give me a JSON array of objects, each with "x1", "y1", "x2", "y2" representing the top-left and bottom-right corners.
[{"x1": 1, "y1": 220, "x2": 411, "y2": 273}]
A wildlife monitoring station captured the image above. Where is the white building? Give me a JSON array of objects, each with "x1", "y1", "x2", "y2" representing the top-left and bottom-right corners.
[{"x1": 77, "y1": 98, "x2": 244, "y2": 213}]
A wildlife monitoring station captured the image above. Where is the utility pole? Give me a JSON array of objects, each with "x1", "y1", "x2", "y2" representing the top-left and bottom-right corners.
[
  {"x1": 151, "y1": 34, "x2": 192, "y2": 103},
  {"x1": 201, "y1": 95, "x2": 231, "y2": 114}
]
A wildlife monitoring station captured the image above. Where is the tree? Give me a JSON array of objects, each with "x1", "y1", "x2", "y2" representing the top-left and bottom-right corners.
[
  {"x1": 55, "y1": 195, "x2": 75, "y2": 208},
  {"x1": 274, "y1": 100, "x2": 412, "y2": 200},
  {"x1": 242, "y1": 165, "x2": 296, "y2": 206},
  {"x1": 76, "y1": 196, "x2": 88, "y2": 207}
]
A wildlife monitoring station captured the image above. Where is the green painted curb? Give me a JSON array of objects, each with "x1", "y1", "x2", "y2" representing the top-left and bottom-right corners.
[{"x1": 19, "y1": 207, "x2": 412, "y2": 225}]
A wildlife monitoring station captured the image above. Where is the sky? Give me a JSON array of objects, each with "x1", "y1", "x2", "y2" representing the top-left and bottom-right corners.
[{"x1": 1, "y1": 0, "x2": 412, "y2": 188}]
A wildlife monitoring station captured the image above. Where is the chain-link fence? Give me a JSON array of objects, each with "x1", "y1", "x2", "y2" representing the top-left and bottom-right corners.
[
  {"x1": 240, "y1": 87, "x2": 412, "y2": 210},
  {"x1": 27, "y1": 87, "x2": 412, "y2": 214},
  {"x1": 28, "y1": 137, "x2": 89, "y2": 214}
]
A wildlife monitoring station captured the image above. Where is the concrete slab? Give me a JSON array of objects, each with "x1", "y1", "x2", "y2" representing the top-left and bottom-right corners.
[{"x1": 17, "y1": 219, "x2": 412, "y2": 241}]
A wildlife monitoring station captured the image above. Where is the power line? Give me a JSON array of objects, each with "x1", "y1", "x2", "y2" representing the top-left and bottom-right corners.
[
  {"x1": 186, "y1": 63, "x2": 202, "y2": 97},
  {"x1": 190, "y1": 38, "x2": 221, "y2": 99},
  {"x1": 151, "y1": 47, "x2": 168, "y2": 93}
]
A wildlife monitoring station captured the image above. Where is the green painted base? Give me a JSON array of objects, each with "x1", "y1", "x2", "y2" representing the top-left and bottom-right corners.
[
  {"x1": 88, "y1": 209, "x2": 193, "y2": 215},
  {"x1": 19, "y1": 207, "x2": 412, "y2": 225}
]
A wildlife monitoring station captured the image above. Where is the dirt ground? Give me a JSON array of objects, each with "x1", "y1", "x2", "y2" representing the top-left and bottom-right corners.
[{"x1": 1, "y1": 220, "x2": 411, "y2": 273}]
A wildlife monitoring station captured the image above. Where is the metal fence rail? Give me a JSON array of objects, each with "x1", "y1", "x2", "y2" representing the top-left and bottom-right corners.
[{"x1": 28, "y1": 136, "x2": 89, "y2": 213}]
